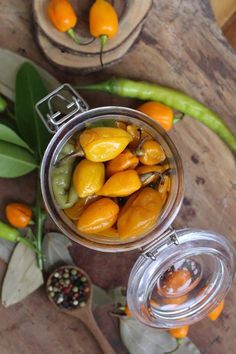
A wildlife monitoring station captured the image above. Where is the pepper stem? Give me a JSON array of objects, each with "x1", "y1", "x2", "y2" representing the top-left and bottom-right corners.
[
  {"x1": 67, "y1": 28, "x2": 95, "y2": 46},
  {"x1": 99, "y1": 34, "x2": 108, "y2": 67},
  {"x1": 164, "y1": 339, "x2": 184, "y2": 354},
  {"x1": 34, "y1": 175, "x2": 45, "y2": 270},
  {"x1": 173, "y1": 112, "x2": 185, "y2": 124}
]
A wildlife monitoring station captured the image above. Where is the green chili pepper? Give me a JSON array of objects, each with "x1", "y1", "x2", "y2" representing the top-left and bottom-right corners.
[
  {"x1": 52, "y1": 141, "x2": 78, "y2": 209},
  {"x1": 0, "y1": 220, "x2": 40, "y2": 253},
  {"x1": 76, "y1": 78, "x2": 236, "y2": 153},
  {"x1": 0, "y1": 94, "x2": 7, "y2": 112}
]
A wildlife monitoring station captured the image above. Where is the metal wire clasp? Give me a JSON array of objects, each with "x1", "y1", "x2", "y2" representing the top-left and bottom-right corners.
[
  {"x1": 35, "y1": 83, "x2": 89, "y2": 133},
  {"x1": 141, "y1": 227, "x2": 179, "y2": 261}
]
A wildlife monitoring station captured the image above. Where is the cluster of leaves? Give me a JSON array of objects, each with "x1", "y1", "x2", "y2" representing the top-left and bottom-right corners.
[{"x1": 0, "y1": 62, "x2": 52, "y2": 178}]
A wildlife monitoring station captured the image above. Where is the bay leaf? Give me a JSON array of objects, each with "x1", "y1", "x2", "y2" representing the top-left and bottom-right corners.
[
  {"x1": 107, "y1": 286, "x2": 127, "y2": 306},
  {"x1": 0, "y1": 140, "x2": 38, "y2": 177},
  {"x1": 15, "y1": 62, "x2": 52, "y2": 159},
  {"x1": 0, "y1": 48, "x2": 59, "y2": 101},
  {"x1": 1, "y1": 242, "x2": 44, "y2": 307},
  {"x1": 92, "y1": 285, "x2": 115, "y2": 309},
  {"x1": 0, "y1": 122, "x2": 31, "y2": 150},
  {"x1": 0, "y1": 239, "x2": 15, "y2": 263},
  {"x1": 120, "y1": 318, "x2": 201, "y2": 354},
  {"x1": 42, "y1": 232, "x2": 74, "y2": 272}
]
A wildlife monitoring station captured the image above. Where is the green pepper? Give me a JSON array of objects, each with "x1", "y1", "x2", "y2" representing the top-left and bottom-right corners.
[
  {"x1": 76, "y1": 78, "x2": 236, "y2": 154},
  {"x1": 0, "y1": 94, "x2": 7, "y2": 112},
  {"x1": 52, "y1": 141, "x2": 78, "y2": 209},
  {"x1": 0, "y1": 220, "x2": 39, "y2": 252}
]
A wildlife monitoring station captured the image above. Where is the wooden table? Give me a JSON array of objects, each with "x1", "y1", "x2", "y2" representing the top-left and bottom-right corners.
[{"x1": 0, "y1": 1, "x2": 236, "y2": 353}]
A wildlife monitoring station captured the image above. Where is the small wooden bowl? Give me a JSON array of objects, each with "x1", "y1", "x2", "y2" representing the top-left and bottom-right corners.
[
  {"x1": 46, "y1": 265, "x2": 115, "y2": 353},
  {"x1": 33, "y1": 0, "x2": 153, "y2": 72}
]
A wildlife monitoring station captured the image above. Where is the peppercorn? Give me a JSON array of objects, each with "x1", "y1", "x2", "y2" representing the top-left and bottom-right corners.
[{"x1": 47, "y1": 267, "x2": 90, "y2": 309}]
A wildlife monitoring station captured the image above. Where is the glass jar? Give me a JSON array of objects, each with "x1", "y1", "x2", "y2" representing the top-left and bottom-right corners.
[{"x1": 36, "y1": 84, "x2": 236, "y2": 328}]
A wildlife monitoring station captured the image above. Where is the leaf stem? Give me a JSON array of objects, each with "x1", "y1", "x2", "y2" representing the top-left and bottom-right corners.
[
  {"x1": 164, "y1": 339, "x2": 184, "y2": 354},
  {"x1": 35, "y1": 174, "x2": 45, "y2": 270}
]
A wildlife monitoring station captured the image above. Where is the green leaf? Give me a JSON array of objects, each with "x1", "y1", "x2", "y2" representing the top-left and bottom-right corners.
[
  {"x1": 15, "y1": 62, "x2": 52, "y2": 159},
  {"x1": 0, "y1": 122, "x2": 31, "y2": 150},
  {"x1": 120, "y1": 318, "x2": 201, "y2": 354},
  {"x1": 0, "y1": 141, "x2": 38, "y2": 177}
]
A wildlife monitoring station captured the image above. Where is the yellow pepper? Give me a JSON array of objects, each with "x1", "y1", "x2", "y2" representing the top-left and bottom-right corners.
[
  {"x1": 77, "y1": 198, "x2": 119, "y2": 234},
  {"x1": 106, "y1": 149, "x2": 139, "y2": 177},
  {"x1": 79, "y1": 127, "x2": 132, "y2": 162},
  {"x1": 73, "y1": 159, "x2": 105, "y2": 198},
  {"x1": 117, "y1": 187, "x2": 163, "y2": 238},
  {"x1": 97, "y1": 170, "x2": 142, "y2": 197},
  {"x1": 137, "y1": 139, "x2": 166, "y2": 165}
]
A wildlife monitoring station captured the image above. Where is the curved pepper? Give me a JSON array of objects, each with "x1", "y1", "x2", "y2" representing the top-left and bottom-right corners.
[
  {"x1": 106, "y1": 149, "x2": 139, "y2": 177},
  {"x1": 73, "y1": 159, "x2": 105, "y2": 198},
  {"x1": 77, "y1": 198, "x2": 119, "y2": 234},
  {"x1": 117, "y1": 187, "x2": 163, "y2": 238},
  {"x1": 52, "y1": 142, "x2": 78, "y2": 209},
  {"x1": 76, "y1": 77, "x2": 236, "y2": 154},
  {"x1": 98, "y1": 170, "x2": 142, "y2": 197},
  {"x1": 79, "y1": 127, "x2": 132, "y2": 162}
]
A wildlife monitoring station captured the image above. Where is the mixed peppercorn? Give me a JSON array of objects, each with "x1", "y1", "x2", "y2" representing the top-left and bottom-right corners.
[
  {"x1": 51, "y1": 122, "x2": 171, "y2": 241},
  {"x1": 47, "y1": 267, "x2": 90, "y2": 309}
]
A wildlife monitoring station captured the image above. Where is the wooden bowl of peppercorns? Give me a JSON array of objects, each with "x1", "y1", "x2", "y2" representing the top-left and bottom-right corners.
[{"x1": 46, "y1": 265, "x2": 91, "y2": 310}]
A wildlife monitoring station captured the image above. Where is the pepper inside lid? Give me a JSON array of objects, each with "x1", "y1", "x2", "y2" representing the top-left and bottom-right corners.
[{"x1": 127, "y1": 229, "x2": 236, "y2": 328}]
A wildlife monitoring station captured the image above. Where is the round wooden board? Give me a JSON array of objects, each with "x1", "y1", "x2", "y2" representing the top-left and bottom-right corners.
[
  {"x1": 0, "y1": 0, "x2": 236, "y2": 353},
  {"x1": 36, "y1": 24, "x2": 142, "y2": 72},
  {"x1": 33, "y1": 0, "x2": 153, "y2": 72}
]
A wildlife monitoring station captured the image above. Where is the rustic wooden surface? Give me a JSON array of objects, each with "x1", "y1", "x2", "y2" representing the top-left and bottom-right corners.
[{"x1": 0, "y1": 0, "x2": 236, "y2": 353}]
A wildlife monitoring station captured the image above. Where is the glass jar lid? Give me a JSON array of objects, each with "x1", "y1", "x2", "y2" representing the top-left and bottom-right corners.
[{"x1": 127, "y1": 228, "x2": 236, "y2": 328}]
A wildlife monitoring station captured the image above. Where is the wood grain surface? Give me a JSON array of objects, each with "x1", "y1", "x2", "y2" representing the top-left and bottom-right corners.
[{"x1": 0, "y1": 1, "x2": 236, "y2": 354}]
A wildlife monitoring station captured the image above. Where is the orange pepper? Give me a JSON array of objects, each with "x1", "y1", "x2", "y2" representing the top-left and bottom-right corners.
[
  {"x1": 79, "y1": 127, "x2": 132, "y2": 162},
  {"x1": 208, "y1": 300, "x2": 225, "y2": 321},
  {"x1": 5, "y1": 203, "x2": 32, "y2": 228},
  {"x1": 159, "y1": 269, "x2": 192, "y2": 297},
  {"x1": 137, "y1": 139, "x2": 166, "y2": 165},
  {"x1": 169, "y1": 325, "x2": 189, "y2": 339},
  {"x1": 117, "y1": 187, "x2": 163, "y2": 238},
  {"x1": 138, "y1": 102, "x2": 174, "y2": 131},
  {"x1": 165, "y1": 326, "x2": 189, "y2": 354},
  {"x1": 47, "y1": 0, "x2": 81, "y2": 44},
  {"x1": 64, "y1": 195, "x2": 99, "y2": 220},
  {"x1": 94, "y1": 227, "x2": 119, "y2": 238},
  {"x1": 89, "y1": 0, "x2": 118, "y2": 66},
  {"x1": 125, "y1": 304, "x2": 132, "y2": 317},
  {"x1": 97, "y1": 170, "x2": 142, "y2": 197},
  {"x1": 106, "y1": 149, "x2": 139, "y2": 177},
  {"x1": 73, "y1": 159, "x2": 105, "y2": 198},
  {"x1": 77, "y1": 198, "x2": 119, "y2": 234},
  {"x1": 136, "y1": 164, "x2": 169, "y2": 175},
  {"x1": 158, "y1": 175, "x2": 171, "y2": 205}
]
